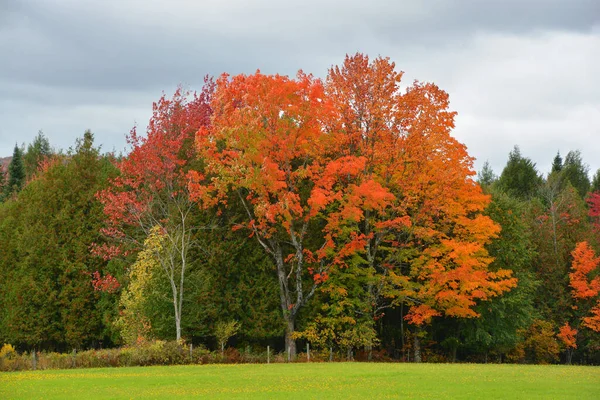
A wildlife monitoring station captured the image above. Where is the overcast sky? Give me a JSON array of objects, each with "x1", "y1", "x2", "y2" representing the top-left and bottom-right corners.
[{"x1": 1, "y1": 0, "x2": 598, "y2": 176}]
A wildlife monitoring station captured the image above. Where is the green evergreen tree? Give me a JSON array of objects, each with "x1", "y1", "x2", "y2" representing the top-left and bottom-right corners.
[
  {"x1": 0, "y1": 131, "x2": 119, "y2": 350},
  {"x1": 551, "y1": 151, "x2": 563, "y2": 174},
  {"x1": 562, "y1": 150, "x2": 590, "y2": 198},
  {"x1": 591, "y1": 169, "x2": 600, "y2": 193},
  {"x1": 477, "y1": 160, "x2": 497, "y2": 190},
  {"x1": 496, "y1": 146, "x2": 542, "y2": 200},
  {"x1": 461, "y1": 189, "x2": 538, "y2": 361},
  {"x1": 4, "y1": 144, "x2": 25, "y2": 197},
  {"x1": 24, "y1": 131, "x2": 52, "y2": 179}
]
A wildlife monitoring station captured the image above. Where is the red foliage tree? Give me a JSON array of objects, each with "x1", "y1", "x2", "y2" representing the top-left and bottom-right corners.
[
  {"x1": 587, "y1": 192, "x2": 600, "y2": 235},
  {"x1": 97, "y1": 80, "x2": 214, "y2": 341}
]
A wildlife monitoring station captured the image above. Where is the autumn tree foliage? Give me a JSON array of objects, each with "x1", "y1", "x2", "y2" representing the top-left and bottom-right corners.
[
  {"x1": 569, "y1": 241, "x2": 600, "y2": 332},
  {"x1": 323, "y1": 55, "x2": 516, "y2": 348},
  {"x1": 115, "y1": 226, "x2": 165, "y2": 345},
  {"x1": 587, "y1": 192, "x2": 600, "y2": 235},
  {"x1": 6, "y1": 53, "x2": 600, "y2": 364},
  {"x1": 97, "y1": 82, "x2": 214, "y2": 341},
  {"x1": 190, "y1": 71, "x2": 340, "y2": 358},
  {"x1": 192, "y1": 54, "x2": 517, "y2": 359},
  {"x1": 558, "y1": 322, "x2": 577, "y2": 364}
]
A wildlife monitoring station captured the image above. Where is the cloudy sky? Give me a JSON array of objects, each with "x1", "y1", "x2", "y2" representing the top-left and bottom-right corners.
[{"x1": 1, "y1": 0, "x2": 598, "y2": 176}]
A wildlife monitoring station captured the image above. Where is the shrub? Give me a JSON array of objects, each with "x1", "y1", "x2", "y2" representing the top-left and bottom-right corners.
[{"x1": 0, "y1": 343, "x2": 16, "y2": 359}]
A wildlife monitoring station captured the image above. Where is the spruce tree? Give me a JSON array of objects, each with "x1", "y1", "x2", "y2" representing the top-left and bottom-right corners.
[
  {"x1": 496, "y1": 146, "x2": 542, "y2": 199},
  {"x1": 562, "y1": 150, "x2": 590, "y2": 198},
  {"x1": 551, "y1": 151, "x2": 563, "y2": 174},
  {"x1": 4, "y1": 144, "x2": 25, "y2": 197},
  {"x1": 477, "y1": 160, "x2": 497, "y2": 190},
  {"x1": 24, "y1": 131, "x2": 52, "y2": 179},
  {"x1": 591, "y1": 169, "x2": 600, "y2": 193}
]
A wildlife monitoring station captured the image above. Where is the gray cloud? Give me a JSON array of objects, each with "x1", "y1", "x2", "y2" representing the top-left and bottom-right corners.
[{"x1": 1, "y1": 0, "x2": 599, "y2": 176}]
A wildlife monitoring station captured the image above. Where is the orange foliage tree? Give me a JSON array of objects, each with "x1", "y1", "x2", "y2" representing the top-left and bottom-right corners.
[
  {"x1": 325, "y1": 55, "x2": 516, "y2": 319},
  {"x1": 557, "y1": 322, "x2": 578, "y2": 364},
  {"x1": 322, "y1": 54, "x2": 517, "y2": 360},
  {"x1": 190, "y1": 55, "x2": 517, "y2": 358},
  {"x1": 190, "y1": 71, "x2": 346, "y2": 357},
  {"x1": 569, "y1": 241, "x2": 600, "y2": 333}
]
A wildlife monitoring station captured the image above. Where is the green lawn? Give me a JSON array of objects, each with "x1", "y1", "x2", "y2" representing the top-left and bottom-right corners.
[{"x1": 1, "y1": 362, "x2": 599, "y2": 399}]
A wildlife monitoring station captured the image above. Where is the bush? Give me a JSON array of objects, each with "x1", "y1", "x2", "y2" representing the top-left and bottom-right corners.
[{"x1": 0, "y1": 343, "x2": 16, "y2": 359}]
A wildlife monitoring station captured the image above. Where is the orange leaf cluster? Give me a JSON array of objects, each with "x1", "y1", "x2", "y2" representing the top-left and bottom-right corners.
[
  {"x1": 569, "y1": 241, "x2": 600, "y2": 332},
  {"x1": 558, "y1": 323, "x2": 578, "y2": 349}
]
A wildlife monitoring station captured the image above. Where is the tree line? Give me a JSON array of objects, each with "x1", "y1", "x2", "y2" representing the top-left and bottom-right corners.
[{"x1": 0, "y1": 54, "x2": 598, "y2": 364}]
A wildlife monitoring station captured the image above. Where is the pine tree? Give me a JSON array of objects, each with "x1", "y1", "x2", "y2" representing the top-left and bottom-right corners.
[{"x1": 4, "y1": 144, "x2": 25, "y2": 198}]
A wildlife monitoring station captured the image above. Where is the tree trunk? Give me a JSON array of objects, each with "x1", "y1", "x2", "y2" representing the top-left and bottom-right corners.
[
  {"x1": 172, "y1": 289, "x2": 182, "y2": 341},
  {"x1": 285, "y1": 318, "x2": 296, "y2": 361},
  {"x1": 400, "y1": 304, "x2": 405, "y2": 361},
  {"x1": 414, "y1": 329, "x2": 422, "y2": 363}
]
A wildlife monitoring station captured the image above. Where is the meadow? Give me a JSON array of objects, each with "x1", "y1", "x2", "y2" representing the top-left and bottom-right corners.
[{"x1": 1, "y1": 362, "x2": 599, "y2": 399}]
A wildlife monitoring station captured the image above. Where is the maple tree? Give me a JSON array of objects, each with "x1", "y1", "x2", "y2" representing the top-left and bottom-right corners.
[
  {"x1": 190, "y1": 71, "x2": 342, "y2": 358},
  {"x1": 322, "y1": 54, "x2": 516, "y2": 360},
  {"x1": 569, "y1": 241, "x2": 600, "y2": 332},
  {"x1": 97, "y1": 81, "x2": 214, "y2": 341},
  {"x1": 557, "y1": 322, "x2": 577, "y2": 364},
  {"x1": 587, "y1": 192, "x2": 600, "y2": 235}
]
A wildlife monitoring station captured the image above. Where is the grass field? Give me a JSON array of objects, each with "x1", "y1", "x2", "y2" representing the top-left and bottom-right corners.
[{"x1": 1, "y1": 362, "x2": 599, "y2": 399}]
